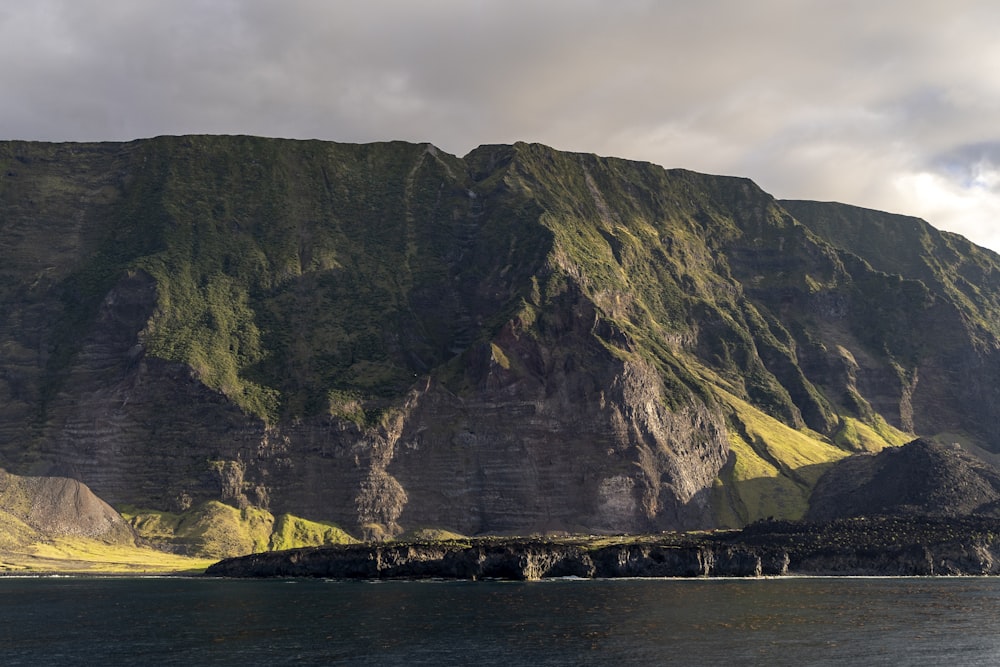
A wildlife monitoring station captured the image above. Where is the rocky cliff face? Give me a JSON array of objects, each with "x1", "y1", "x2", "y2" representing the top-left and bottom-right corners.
[
  {"x1": 2, "y1": 137, "x2": 1000, "y2": 549},
  {"x1": 206, "y1": 516, "x2": 1000, "y2": 579}
]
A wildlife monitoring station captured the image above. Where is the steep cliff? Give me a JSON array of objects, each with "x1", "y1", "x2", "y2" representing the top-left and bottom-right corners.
[
  {"x1": 206, "y1": 516, "x2": 1000, "y2": 579},
  {"x1": 1, "y1": 137, "x2": 997, "y2": 553}
]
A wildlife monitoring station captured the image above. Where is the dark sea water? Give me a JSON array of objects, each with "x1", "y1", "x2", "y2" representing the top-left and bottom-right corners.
[{"x1": 3, "y1": 577, "x2": 1000, "y2": 666}]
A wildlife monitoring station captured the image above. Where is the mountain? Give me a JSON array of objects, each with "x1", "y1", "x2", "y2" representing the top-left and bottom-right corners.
[{"x1": 2, "y1": 136, "x2": 999, "y2": 555}]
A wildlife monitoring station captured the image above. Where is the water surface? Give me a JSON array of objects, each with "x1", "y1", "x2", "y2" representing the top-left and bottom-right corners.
[{"x1": 3, "y1": 577, "x2": 999, "y2": 665}]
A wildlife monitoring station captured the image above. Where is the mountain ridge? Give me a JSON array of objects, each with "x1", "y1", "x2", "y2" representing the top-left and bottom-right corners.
[{"x1": 2, "y1": 136, "x2": 998, "y2": 555}]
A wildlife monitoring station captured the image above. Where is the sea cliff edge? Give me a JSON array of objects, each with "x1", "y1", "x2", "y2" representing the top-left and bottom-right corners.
[{"x1": 205, "y1": 516, "x2": 1000, "y2": 579}]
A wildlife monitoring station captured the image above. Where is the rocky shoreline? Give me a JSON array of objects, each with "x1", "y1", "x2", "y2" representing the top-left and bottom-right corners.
[{"x1": 205, "y1": 516, "x2": 1000, "y2": 579}]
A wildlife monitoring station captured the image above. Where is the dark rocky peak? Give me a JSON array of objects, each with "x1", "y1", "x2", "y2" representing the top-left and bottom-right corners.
[{"x1": 807, "y1": 438, "x2": 1000, "y2": 521}]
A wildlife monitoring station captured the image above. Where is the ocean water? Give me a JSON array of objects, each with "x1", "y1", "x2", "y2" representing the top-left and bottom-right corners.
[{"x1": 3, "y1": 576, "x2": 1000, "y2": 666}]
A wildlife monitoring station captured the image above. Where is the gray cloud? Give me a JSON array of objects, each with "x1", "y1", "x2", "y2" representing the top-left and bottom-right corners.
[{"x1": 2, "y1": 0, "x2": 1000, "y2": 249}]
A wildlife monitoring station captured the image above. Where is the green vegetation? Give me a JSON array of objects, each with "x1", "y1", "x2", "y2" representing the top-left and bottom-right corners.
[
  {"x1": 709, "y1": 400, "x2": 911, "y2": 528},
  {"x1": 0, "y1": 473, "x2": 215, "y2": 573},
  {"x1": 0, "y1": 509, "x2": 41, "y2": 551},
  {"x1": 711, "y1": 391, "x2": 852, "y2": 526},
  {"x1": 833, "y1": 416, "x2": 911, "y2": 452},
  {"x1": 98, "y1": 138, "x2": 554, "y2": 423},
  {"x1": 6, "y1": 136, "x2": 1000, "y2": 547},
  {"x1": 475, "y1": 143, "x2": 925, "y2": 527},
  {"x1": 269, "y1": 513, "x2": 358, "y2": 551},
  {"x1": 120, "y1": 501, "x2": 271, "y2": 558},
  {"x1": 783, "y1": 199, "x2": 1000, "y2": 344},
  {"x1": 0, "y1": 537, "x2": 215, "y2": 575},
  {"x1": 120, "y1": 501, "x2": 357, "y2": 558}
]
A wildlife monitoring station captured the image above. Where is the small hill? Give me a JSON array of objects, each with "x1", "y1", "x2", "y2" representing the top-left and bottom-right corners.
[
  {"x1": 0, "y1": 469, "x2": 358, "y2": 572},
  {"x1": 0, "y1": 469, "x2": 136, "y2": 546},
  {"x1": 806, "y1": 439, "x2": 1000, "y2": 520},
  {"x1": 0, "y1": 469, "x2": 216, "y2": 573}
]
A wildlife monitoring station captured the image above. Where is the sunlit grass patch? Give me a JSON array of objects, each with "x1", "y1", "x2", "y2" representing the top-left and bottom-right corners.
[
  {"x1": 722, "y1": 390, "x2": 850, "y2": 470},
  {"x1": 834, "y1": 415, "x2": 911, "y2": 452},
  {"x1": 0, "y1": 537, "x2": 214, "y2": 574},
  {"x1": 268, "y1": 514, "x2": 358, "y2": 550},
  {"x1": 121, "y1": 502, "x2": 359, "y2": 558},
  {"x1": 713, "y1": 389, "x2": 852, "y2": 525}
]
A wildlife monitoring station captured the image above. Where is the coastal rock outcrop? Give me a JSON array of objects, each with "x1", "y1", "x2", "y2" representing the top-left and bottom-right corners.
[
  {"x1": 205, "y1": 538, "x2": 790, "y2": 580},
  {"x1": 205, "y1": 516, "x2": 1000, "y2": 579}
]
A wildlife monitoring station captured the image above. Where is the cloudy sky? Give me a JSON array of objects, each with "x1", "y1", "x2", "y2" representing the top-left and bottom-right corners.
[{"x1": 4, "y1": 0, "x2": 1000, "y2": 251}]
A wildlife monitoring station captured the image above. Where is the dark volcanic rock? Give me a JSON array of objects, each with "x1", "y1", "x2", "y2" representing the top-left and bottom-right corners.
[
  {"x1": 205, "y1": 540, "x2": 600, "y2": 581},
  {"x1": 738, "y1": 516, "x2": 1000, "y2": 576},
  {"x1": 206, "y1": 516, "x2": 1000, "y2": 579},
  {"x1": 806, "y1": 439, "x2": 1000, "y2": 521},
  {"x1": 205, "y1": 536, "x2": 791, "y2": 580}
]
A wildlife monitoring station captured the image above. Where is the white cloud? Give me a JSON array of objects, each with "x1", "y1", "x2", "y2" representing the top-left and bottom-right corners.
[
  {"x1": 892, "y1": 167, "x2": 1000, "y2": 253},
  {"x1": 2, "y1": 0, "x2": 1000, "y2": 250}
]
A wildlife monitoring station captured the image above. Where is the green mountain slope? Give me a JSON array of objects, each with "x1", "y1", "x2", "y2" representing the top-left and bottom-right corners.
[
  {"x1": 781, "y1": 199, "x2": 1000, "y2": 446},
  {"x1": 0, "y1": 137, "x2": 995, "y2": 553}
]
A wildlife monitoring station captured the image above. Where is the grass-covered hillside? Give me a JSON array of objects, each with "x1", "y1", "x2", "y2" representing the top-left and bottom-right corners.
[{"x1": 1, "y1": 137, "x2": 998, "y2": 557}]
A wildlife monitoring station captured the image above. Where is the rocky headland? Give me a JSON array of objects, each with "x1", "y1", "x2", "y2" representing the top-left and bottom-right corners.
[{"x1": 205, "y1": 515, "x2": 1000, "y2": 579}]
